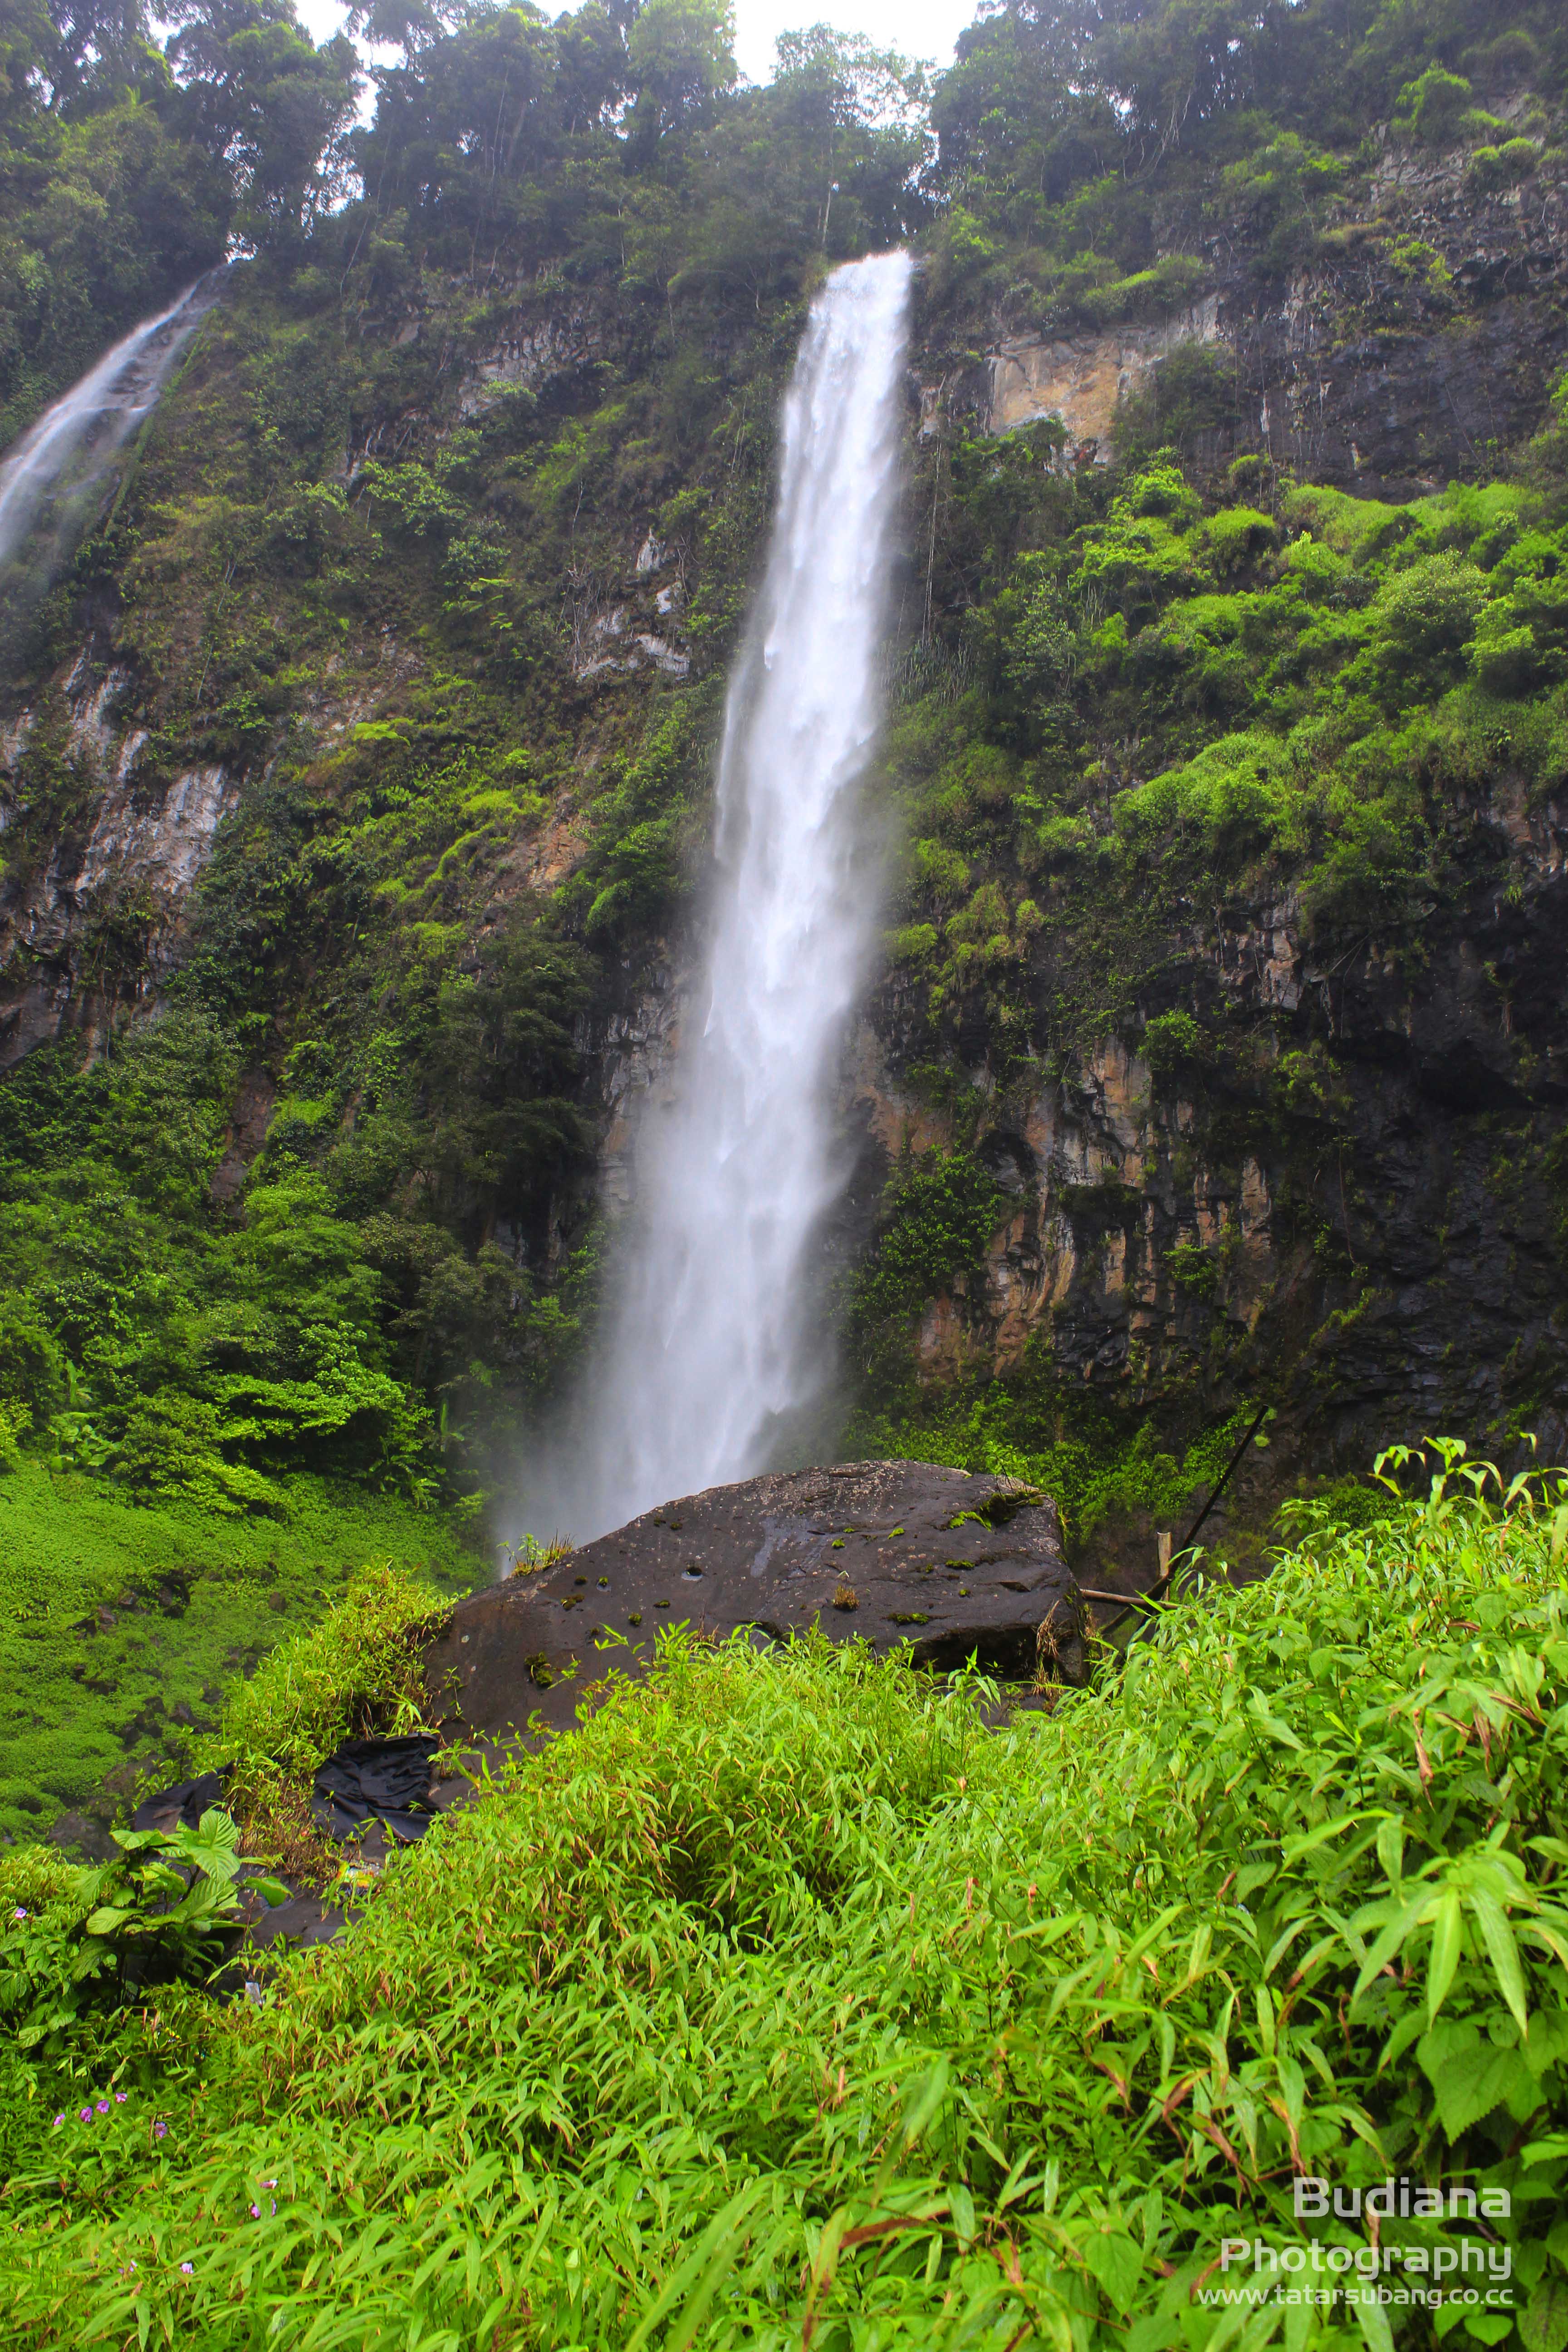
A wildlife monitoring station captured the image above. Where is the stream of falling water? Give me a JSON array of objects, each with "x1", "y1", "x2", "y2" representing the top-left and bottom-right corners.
[
  {"x1": 0, "y1": 274, "x2": 222, "y2": 585},
  {"x1": 540, "y1": 249, "x2": 913, "y2": 1544}
]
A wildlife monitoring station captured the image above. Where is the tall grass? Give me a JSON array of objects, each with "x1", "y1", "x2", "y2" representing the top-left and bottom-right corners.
[{"x1": 5, "y1": 1452, "x2": 1568, "y2": 2347}]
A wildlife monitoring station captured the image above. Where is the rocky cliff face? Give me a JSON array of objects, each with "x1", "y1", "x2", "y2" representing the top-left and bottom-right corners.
[
  {"x1": 1, "y1": 98, "x2": 1565, "y2": 1527},
  {"x1": 0, "y1": 658, "x2": 235, "y2": 1064},
  {"x1": 843, "y1": 778, "x2": 1568, "y2": 1482},
  {"x1": 921, "y1": 108, "x2": 1567, "y2": 497}
]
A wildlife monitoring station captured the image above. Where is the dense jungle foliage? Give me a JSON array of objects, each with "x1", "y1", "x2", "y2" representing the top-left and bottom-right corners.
[
  {"x1": 3, "y1": 1459, "x2": 1568, "y2": 2346},
  {"x1": 2, "y1": 0, "x2": 1567, "y2": 1828}
]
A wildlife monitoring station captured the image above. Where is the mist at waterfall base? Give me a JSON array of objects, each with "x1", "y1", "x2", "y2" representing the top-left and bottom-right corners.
[
  {"x1": 519, "y1": 250, "x2": 913, "y2": 1551},
  {"x1": 0, "y1": 275, "x2": 222, "y2": 611}
]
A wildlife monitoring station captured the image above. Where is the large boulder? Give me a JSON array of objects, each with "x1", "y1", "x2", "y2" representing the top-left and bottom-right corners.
[{"x1": 423, "y1": 1459, "x2": 1084, "y2": 1739}]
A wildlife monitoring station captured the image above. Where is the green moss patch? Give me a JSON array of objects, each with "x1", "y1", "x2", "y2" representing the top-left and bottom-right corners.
[{"x1": 0, "y1": 1464, "x2": 479, "y2": 1845}]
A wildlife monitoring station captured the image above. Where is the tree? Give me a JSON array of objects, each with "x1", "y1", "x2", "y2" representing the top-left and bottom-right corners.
[
  {"x1": 163, "y1": 0, "x2": 359, "y2": 246},
  {"x1": 21, "y1": 0, "x2": 168, "y2": 120},
  {"x1": 626, "y1": 0, "x2": 736, "y2": 150}
]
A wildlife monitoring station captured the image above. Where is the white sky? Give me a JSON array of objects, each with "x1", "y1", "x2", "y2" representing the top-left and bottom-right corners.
[{"x1": 292, "y1": 0, "x2": 981, "y2": 89}]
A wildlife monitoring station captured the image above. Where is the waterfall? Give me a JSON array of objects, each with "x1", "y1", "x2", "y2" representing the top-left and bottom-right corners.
[
  {"x1": 543, "y1": 249, "x2": 913, "y2": 1544},
  {"x1": 0, "y1": 275, "x2": 221, "y2": 587}
]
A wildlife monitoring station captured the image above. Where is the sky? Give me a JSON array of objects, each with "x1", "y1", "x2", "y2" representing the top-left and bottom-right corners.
[{"x1": 291, "y1": 0, "x2": 983, "y2": 89}]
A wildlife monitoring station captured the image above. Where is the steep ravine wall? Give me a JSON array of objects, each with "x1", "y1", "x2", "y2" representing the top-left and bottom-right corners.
[
  {"x1": 844, "y1": 779, "x2": 1568, "y2": 1482},
  {"x1": 2, "y1": 136, "x2": 1566, "y2": 1528},
  {"x1": 838, "y1": 120, "x2": 1568, "y2": 1510}
]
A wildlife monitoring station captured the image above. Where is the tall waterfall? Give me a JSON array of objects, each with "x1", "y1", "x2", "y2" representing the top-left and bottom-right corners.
[
  {"x1": 0, "y1": 276, "x2": 220, "y2": 585},
  {"x1": 542, "y1": 249, "x2": 913, "y2": 1544}
]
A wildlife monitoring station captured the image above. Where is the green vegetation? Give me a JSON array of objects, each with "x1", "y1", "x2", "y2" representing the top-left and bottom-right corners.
[
  {"x1": 852, "y1": 1385, "x2": 1265, "y2": 1544},
  {"x1": 3, "y1": 4, "x2": 1568, "y2": 2341},
  {"x1": 0, "y1": 1461, "x2": 475, "y2": 1844},
  {"x1": 848, "y1": 1145, "x2": 1006, "y2": 1379},
  {"x1": 215, "y1": 1559, "x2": 451, "y2": 1867},
  {"x1": 882, "y1": 462, "x2": 1568, "y2": 1076},
  {"x1": 0, "y1": 1556, "x2": 450, "y2": 2161},
  {"x1": 8, "y1": 1808, "x2": 287, "y2": 2055},
  {"x1": 1, "y1": 1455, "x2": 1566, "y2": 2344},
  {"x1": 845, "y1": 378, "x2": 1568, "y2": 1403},
  {"x1": 926, "y1": 0, "x2": 1566, "y2": 323}
]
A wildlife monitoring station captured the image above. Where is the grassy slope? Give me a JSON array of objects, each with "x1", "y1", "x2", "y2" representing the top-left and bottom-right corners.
[
  {"x1": 3, "y1": 1460, "x2": 1566, "y2": 2346},
  {"x1": 0, "y1": 1465, "x2": 480, "y2": 1844}
]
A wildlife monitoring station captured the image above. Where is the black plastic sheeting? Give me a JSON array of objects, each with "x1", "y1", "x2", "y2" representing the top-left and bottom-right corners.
[
  {"x1": 310, "y1": 1735, "x2": 441, "y2": 1843},
  {"x1": 132, "y1": 1769, "x2": 231, "y2": 1834}
]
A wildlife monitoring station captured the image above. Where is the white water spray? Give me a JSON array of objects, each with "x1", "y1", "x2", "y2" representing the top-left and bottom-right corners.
[
  {"x1": 544, "y1": 249, "x2": 913, "y2": 1542},
  {"x1": 0, "y1": 276, "x2": 220, "y2": 583}
]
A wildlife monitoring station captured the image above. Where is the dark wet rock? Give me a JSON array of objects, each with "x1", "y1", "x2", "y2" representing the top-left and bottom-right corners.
[
  {"x1": 46, "y1": 1809, "x2": 116, "y2": 1861},
  {"x1": 424, "y1": 1460, "x2": 1084, "y2": 1739},
  {"x1": 132, "y1": 1769, "x2": 231, "y2": 1835},
  {"x1": 246, "y1": 1893, "x2": 348, "y2": 1954},
  {"x1": 310, "y1": 1735, "x2": 441, "y2": 1842}
]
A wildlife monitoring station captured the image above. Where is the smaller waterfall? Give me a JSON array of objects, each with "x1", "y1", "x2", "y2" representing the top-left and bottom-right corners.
[{"x1": 0, "y1": 274, "x2": 222, "y2": 585}]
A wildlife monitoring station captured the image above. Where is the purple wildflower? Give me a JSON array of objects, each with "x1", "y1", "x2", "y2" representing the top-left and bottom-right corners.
[
  {"x1": 153, "y1": 2121, "x2": 168, "y2": 2140},
  {"x1": 12, "y1": 1907, "x2": 25, "y2": 1921},
  {"x1": 250, "y1": 2204, "x2": 260, "y2": 2220},
  {"x1": 180, "y1": 2263, "x2": 193, "y2": 2276},
  {"x1": 52, "y1": 2115, "x2": 63, "y2": 2130},
  {"x1": 79, "y1": 2108, "x2": 92, "y2": 2122},
  {"x1": 114, "y1": 2091, "x2": 127, "y2": 2103},
  {"x1": 96, "y1": 2100, "x2": 110, "y2": 2114}
]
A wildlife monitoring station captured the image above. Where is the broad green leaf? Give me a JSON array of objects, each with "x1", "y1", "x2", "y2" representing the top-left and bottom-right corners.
[
  {"x1": 1351, "y1": 1891, "x2": 1431, "y2": 2005},
  {"x1": 1428, "y1": 1888, "x2": 1465, "y2": 2025},
  {"x1": 1350, "y1": 2278, "x2": 1396, "y2": 2352},
  {"x1": 1417, "y1": 2021, "x2": 1535, "y2": 2141},
  {"x1": 1083, "y1": 2228, "x2": 1144, "y2": 2315},
  {"x1": 1249, "y1": 1699, "x2": 1305, "y2": 1751},
  {"x1": 1518, "y1": 2280, "x2": 1568, "y2": 2352},
  {"x1": 634, "y1": 2176, "x2": 769, "y2": 2352},
  {"x1": 1281, "y1": 1817, "x2": 1366, "y2": 1864},
  {"x1": 1470, "y1": 1884, "x2": 1530, "y2": 2035},
  {"x1": 901, "y1": 2057, "x2": 950, "y2": 2148}
]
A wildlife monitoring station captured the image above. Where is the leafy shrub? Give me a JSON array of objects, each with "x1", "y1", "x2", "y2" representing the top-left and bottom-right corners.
[
  {"x1": 1142, "y1": 1007, "x2": 1202, "y2": 1079},
  {"x1": 1373, "y1": 551, "x2": 1489, "y2": 681},
  {"x1": 1201, "y1": 503, "x2": 1281, "y2": 575},
  {"x1": 1115, "y1": 730, "x2": 1302, "y2": 868},
  {"x1": 850, "y1": 1148, "x2": 1005, "y2": 1340},
  {"x1": 1162, "y1": 1240, "x2": 1217, "y2": 1295},
  {"x1": 1218, "y1": 133, "x2": 1342, "y2": 269},
  {"x1": 210, "y1": 1562, "x2": 450, "y2": 1857},
  {"x1": 2, "y1": 1813, "x2": 283, "y2": 2098},
  {"x1": 1392, "y1": 66, "x2": 1477, "y2": 148},
  {"x1": 1113, "y1": 344, "x2": 1244, "y2": 465},
  {"x1": 1469, "y1": 137, "x2": 1539, "y2": 192},
  {"x1": 1075, "y1": 252, "x2": 1206, "y2": 325},
  {"x1": 1300, "y1": 795, "x2": 1436, "y2": 941}
]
